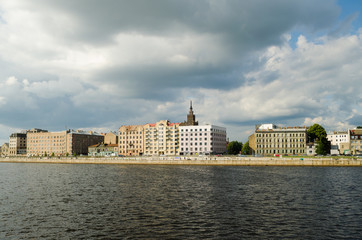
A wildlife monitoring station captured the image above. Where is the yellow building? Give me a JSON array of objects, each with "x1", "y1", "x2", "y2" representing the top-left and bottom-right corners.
[
  {"x1": 27, "y1": 129, "x2": 104, "y2": 156},
  {"x1": 144, "y1": 120, "x2": 180, "y2": 156},
  {"x1": 250, "y1": 124, "x2": 307, "y2": 156},
  {"x1": 118, "y1": 125, "x2": 144, "y2": 156}
]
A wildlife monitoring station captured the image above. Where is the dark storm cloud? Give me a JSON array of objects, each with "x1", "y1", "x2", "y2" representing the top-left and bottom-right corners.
[{"x1": 32, "y1": 0, "x2": 339, "y2": 48}]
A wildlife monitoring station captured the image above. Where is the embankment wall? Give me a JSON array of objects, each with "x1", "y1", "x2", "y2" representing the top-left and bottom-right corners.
[{"x1": 1, "y1": 156, "x2": 361, "y2": 166}]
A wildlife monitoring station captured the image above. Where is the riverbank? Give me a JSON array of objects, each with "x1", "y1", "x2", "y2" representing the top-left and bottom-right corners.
[{"x1": 1, "y1": 156, "x2": 361, "y2": 166}]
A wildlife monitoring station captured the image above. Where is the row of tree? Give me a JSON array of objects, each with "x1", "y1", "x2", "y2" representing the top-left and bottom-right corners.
[
  {"x1": 226, "y1": 123, "x2": 331, "y2": 156},
  {"x1": 226, "y1": 140, "x2": 250, "y2": 155}
]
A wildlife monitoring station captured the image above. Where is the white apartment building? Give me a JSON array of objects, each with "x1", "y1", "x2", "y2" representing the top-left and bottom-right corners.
[
  {"x1": 179, "y1": 125, "x2": 227, "y2": 155},
  {"x1": 327, "y1": 131, "x2": 349, "y2": 155}
]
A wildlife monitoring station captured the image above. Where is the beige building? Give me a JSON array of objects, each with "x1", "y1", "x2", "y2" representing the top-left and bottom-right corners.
[
  {"x1": 105, "y1": 132, "x2": 118, "y2": 145},
  {"x1": 1, "y1": 143, "x2": 9, "y2": 156},
  {"x1": 9, "y1": 133, "x2": 27, "y2": 156},
  {"x1": 118, "y1": 125, "x2": 144, "y2": 156},
  {"x1": 350, "y1": 129, "x2": 362, "y2": 155},
  {"x1": 144, "y1": 120, "x2": 180, "y2": 156},
  {"x1": 249, "y1": 124, "x2": 307, "y2": 156},
  {"x1": 27, "y1": 129, "x2": 104, "y2": 156}
]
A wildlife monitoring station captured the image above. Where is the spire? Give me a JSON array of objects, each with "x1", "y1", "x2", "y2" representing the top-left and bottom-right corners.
[{"x1": 190, "y1": 100, "x2": 193, "y2": 110}]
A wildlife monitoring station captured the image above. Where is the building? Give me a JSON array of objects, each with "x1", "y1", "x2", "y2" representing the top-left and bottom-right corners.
[
  {"x1": 118, "y1": 125, "x2": 144, "y2": 156},
  {"x1": 249, "y1": 124, "x2": 307, "y2": 156},
  {"x1": 88, "y1": 143, "x2": 118, "y2": 157},
  {"x1": 9, "y1": 133, "x2": 27, "y2": 156},
  {"x1": 27, "y1": 129, "x2": 104, "y2": 156},
  {"x1": 327, "y1": 131, "x2": 349, "y2": 155},
  {"x1": 179, "y1": 125, "x2": 227, "y2": 155},
  {"x1": 350, "y1": 129, "x2": 362, "y2": 155},
  {"x1": 1, "y1": 143, "x2": 9, "y2": 156},
  {"x1": 144, "y1": 120, "x2": 180, "y2": 156},
  {"x1": 104, "y1": 132, "x2": 118, "y2": 145},
  {"x1": 180, "y1": 101, "x2": 198, "y2": 126}
]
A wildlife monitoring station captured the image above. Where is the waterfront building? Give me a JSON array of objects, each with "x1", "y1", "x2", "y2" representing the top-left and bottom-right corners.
[
  {"x1": 144, "y1": 120, "x2": 180, "y2": 156},
  {"x1": 88, "y1": 143, "x2": 118, "y2": 157},
  {"x1": 9, "y1": 133, "x2": 27, "y2": 156},
  {"x1": 118, "y1": 125, "x2": 144, "y2": 156},
  {"x1": 249, "y1": 124, "x2": 307, "y2": 156},
  {"x1": 1, "y1": 143, "x2": 9, "y2": 156},
  {"x1": 27, "y1": 129, "x2": 104, "y2": 156},
  {"x1": 179, "y1": 125, "x2": 227, "y2": 155},
  {"x1": 349, "y1": 129, "x2": 362, "y2": 155},
  {"x1": 104, "y1": 132, "x2": 118, "y2": 145},
  {"x1": 327, "y1": 131, "x2": 349, "y2": 155}
]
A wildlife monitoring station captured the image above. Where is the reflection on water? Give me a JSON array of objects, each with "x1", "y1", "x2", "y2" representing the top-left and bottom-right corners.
[{"x1": 0, "y1": 163, "x2": 361, "y2": 239}]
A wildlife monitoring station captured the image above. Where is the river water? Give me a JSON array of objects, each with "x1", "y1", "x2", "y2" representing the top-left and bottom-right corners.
[{"x1": 0, "y1": 163, "x2": 361, "y2": 239}]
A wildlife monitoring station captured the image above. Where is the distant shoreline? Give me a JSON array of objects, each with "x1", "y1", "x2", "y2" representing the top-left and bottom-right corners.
[{"x1": 1, "y1": 156, "x2": 361, "y2": 167}]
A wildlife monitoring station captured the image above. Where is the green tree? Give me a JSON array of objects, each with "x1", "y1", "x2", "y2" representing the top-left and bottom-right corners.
[
  {"x1": 51, "y1": 152, "x2": 55, "y2": 157},
  {"x1": 307, "y1": 124, "x2": 330, "y2": 155},
  {"x1": 241, "y1": 141, "x2": 250, "y2": 155},
  {"x1": 307, "y1": 124, "x2": 327, "y2": 142},
  {"x1": 316, "y1": 138, "x2": 331, "y2": 155},
  {"x1": 44, "y1": 152, "x2": 47, "y2": 157},
  {"x1": 227, "y1": 141, "x2": 243, "y2": 155}
]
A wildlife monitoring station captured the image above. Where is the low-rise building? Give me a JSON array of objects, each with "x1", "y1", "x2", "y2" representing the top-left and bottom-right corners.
[
  {"x1": 179, "y1": 125, "x2": 227, "y2": 155},
  {"x1": 9, "y1": 133, "x2": 27, "y2": 156},
  {"x1": 250, "y1": 124, "x2": 307, "y2": 156},
  {"x1": 88, "y1": 143, "x2": 118, "y2": 157}
]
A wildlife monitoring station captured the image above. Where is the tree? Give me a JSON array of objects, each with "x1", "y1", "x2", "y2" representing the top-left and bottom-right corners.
[
  {"x1": 316, "y1": 138, "x2": 331, "y2": 155},
  {"x1": 227, "y1": 141, "x2": 243, "y2": 155},
  {"x1": 307, "y1": 124, "x2": 330, "y2": 155},
  {"x1": 307, "y1": 124, "x2": 327, "y2": 142},
  {"x1": 44, "y1": 152, "x2": 47, "y2": 157},
  {"x1": 241, "y1": 141, "x2": 250, "y2": 155}
]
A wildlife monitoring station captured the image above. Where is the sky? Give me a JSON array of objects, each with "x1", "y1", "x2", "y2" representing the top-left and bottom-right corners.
[{"x1": 0, "y1": 0, "x2": 361, "y2": 144}]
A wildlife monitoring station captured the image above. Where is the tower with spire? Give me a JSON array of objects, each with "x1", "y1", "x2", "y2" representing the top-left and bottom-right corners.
[{"x1": 180, "y1": 100, "x2": 198, "y2": 126}]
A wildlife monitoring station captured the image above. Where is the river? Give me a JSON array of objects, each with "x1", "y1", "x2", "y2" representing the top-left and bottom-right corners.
[{"x1": 0, "y1": 163, "x2": 361, "y2": 239}]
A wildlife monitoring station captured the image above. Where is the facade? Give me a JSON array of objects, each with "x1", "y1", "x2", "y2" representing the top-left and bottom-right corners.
[
  {"x1": 251, "y1": 124, "x2": 307, "y2": 156},
  {"x1": 179, "y1": 125, "x2": 227, "y2": 155},
  {"x1": 9, "y1": 133, "x2": 27, "y2": 156},
  {"x1": 118, "y1": 125, "x2": 144, "y2": 156},
  {"x1": 144, "y1": 120, "x2": 180, "y2": 156},
  {"x1": 104, "y1": 132, "x2": 118, "y2": 145},
  {"x1": 88, "y1": 143, "x2": 118, "y2": 157},
  {"x1": 27, "y1": 129, "x2": 104, "y2": 156},
  {"x1": 350, "y1": 129, "x2": 362, "y2": 155},
  {"x1": 1, "y1": 143, "x2": 9, "y2": 156},
  {"x1": 327, "y1": 131, "x2": 349, "y2": 155}
]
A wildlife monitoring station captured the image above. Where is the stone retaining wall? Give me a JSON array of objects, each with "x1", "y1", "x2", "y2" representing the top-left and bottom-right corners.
[{"x1": 1, "y1": 156, "x2": 361, "y2": 166}]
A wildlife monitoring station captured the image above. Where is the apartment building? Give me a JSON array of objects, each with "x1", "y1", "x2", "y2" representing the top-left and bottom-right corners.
[
  {"x1": 327, "y1": 131, "x2": 349, "y2": 154},
  {"x1": 118, "y1": 125, "x2": 144, "y2": 156},
  {"x1": 1, "y1": 143, "x2": 9, "y2": 156},
  {"x1": 9, "y1": 133, "x2": 27, "y2": 156},
  {"x1": 350, "y1": 129, "x2": 362, "y2": 155},
  {"x1": 179, "y1": 125, "x2": 227, "y2": 155},
  {"x1": 144, "y1": 120, "x2": 180, "y2": 156},
  {"x1": 27, "y1": 129, "x2": 104, "y2": 156},
  {"x1": 249, "y1": 124, "x2": 307, "y2": 156}
]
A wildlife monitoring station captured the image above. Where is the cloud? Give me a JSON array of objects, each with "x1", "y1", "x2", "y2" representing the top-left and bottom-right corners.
[{"x1": 0, "y1": 0, "x2": 360, "y2": 143}]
